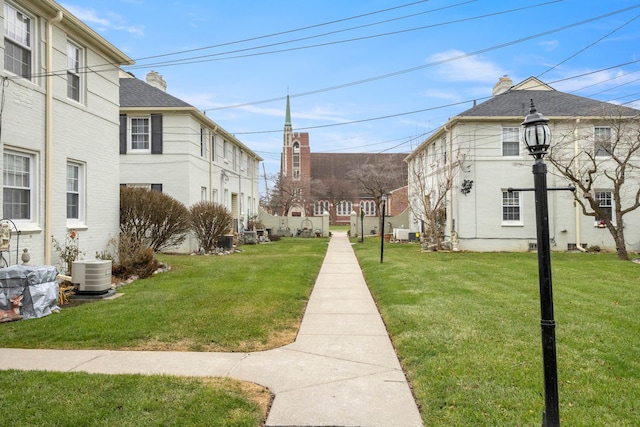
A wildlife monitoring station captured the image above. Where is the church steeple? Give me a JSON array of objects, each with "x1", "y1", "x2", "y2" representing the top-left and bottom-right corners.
[{"x1": 285, "y1": 94, "x2": 292, "y2": 127}]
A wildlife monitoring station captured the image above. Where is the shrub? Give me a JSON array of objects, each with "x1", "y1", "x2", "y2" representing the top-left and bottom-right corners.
[
  {"x1": 112, "y1": 232, "x2": 160, "y2": 279},
  {"x1": 120, "y1": 187, "x2": 191, "y2": 252},
  {"x1": 190, "y1": 202, "x2": 233, "y2": 252},
  {"x1": 269, "y1": 233, "x2": 281, "y2": 242}
]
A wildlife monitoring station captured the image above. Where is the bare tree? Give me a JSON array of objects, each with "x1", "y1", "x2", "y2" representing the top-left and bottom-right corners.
[
  {"x1": 267, "y1": 173, "x2": 312, "y2": 216},
  {"x1": 348, "y1": 162, "x2": 406, "y2": 235},
  {"x1": 548, "y1": 115, "x2": 640, "y2": 260},
  {"x1": 407, "y1": 149, "x2": 460, "y2": 250}
]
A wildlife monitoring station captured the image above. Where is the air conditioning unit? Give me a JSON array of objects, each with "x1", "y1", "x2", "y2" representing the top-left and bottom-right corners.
[{"x1": 72, "y1": 260, "x2": 112, "y2": 294}]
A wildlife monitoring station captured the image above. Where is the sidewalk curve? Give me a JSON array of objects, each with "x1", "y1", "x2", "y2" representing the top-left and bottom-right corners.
[{"x1": 0, "y1": 232, "x2": 423, "y2": 427}]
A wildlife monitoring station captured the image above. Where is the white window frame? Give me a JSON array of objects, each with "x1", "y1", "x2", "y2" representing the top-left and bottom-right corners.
[
  {"x1": 314, "y1": 200, "x2": 328, "y2": 216},
  {"x1": 502, "y1": 127, "x2": 520, "y2": 157},
  {"x1": 3, "y1": 150, "x2": 37, "y2": 225},
  {"x1": 594, "y1": 190, "x2": 614, "y2": 226},
  {"x1": 337, "y1": 201, "x2": 352, "y2": 216},
  {"x1": 501, "y1": 190, "x2": 523, "y2": 226},
  {"x1": 66, "y1": 161, "x2": 85, "y2": 226},
  {"x1": 129, "y1": 116, "x2": 151, "y2": 152},
  {"x1": 67, "y1": 40, "x2": 82, "y2": 102},
  {"x1": 3, "y1": 2, "x2": 33, "y2": 80},
  {"x1": 201, "y1": 186, "x2": 207, "y2": 201},
  {"x1": 594, "y1": 126, "x2": 612, "y2": 157}
]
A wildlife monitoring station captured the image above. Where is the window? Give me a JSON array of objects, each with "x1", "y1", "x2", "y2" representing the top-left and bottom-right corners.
[
  {"x1": 201, "y1": 187, "x2": 207, "y2": 201},
  {"x1": 360, "y1": 200, "x2": 376, "y2": 216},
  {"x1": 502, "y1": 127, "x2": 520, "y2": 156},
  {"x1": 314, "y1": 200, "x2": 329, "y2": 216},
  {"x1": 337, "y1": 201, "x2": 352, "y2": 216},
  {"x1": 3, "y1": 151, "x2": 33, "y2": 220},
  {"x1": 595, "y1": 191, "x2": 612, "y2": 224},
  {"x1": 130, "y1": 117, "x2": 150, "y2": 151},
  {"x1": 233, "y1": 146, "x2": 237, "y2": 170},
  {"x1": 502, "y1": 191, "x2": 521, "y2": 223},
  {"x1": 211, "y1": 134, "x2": 216, "y2": 161},
  {"x1": 4, "y1": 3, "x2": 32, "y2": 79},
  {"x1": 442, "y1": 136, "x2": 447, "y2": 164},
  {"x1": 66, "y1": 162, "x2": 84, "y2": 222},
  {"x1": 223, "y1": 140, "x2": 229, "y2": 161},
  {"x1": 200, "y1": 128, "x2": 205, "y2": 157},
  {"x1": 67, "y1": 41, "x2": 82, "y2": 101},
  {"x1": 595, "y1": 127, "x2": 611, "y2": 157},
  {"x1": 293, "y1": 142, "x2": 300, "y2": 169}
]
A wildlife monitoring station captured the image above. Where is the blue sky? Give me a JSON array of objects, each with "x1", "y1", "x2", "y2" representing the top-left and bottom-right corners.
[{"x1": 62, "y1": 0, "x2": 640, "y2": 176}]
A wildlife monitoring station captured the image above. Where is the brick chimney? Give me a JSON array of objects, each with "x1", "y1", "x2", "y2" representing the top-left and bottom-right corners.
[
  {"x1": 492, "y1": 75, "x2": 513, "y2": 96},
  {"x1": 146, "y1": 70, "x2": 167, "y2": 92}
]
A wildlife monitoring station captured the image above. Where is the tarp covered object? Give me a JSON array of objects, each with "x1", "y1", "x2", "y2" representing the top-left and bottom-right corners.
[{"x1": 0, "y1": 265, "x2": 59, "y2": 320}]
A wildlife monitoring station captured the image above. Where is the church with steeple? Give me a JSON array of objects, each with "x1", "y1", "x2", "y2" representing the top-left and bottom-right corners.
[{"x1": 278, "y1": 96, "x2": 408, "y2": 224}]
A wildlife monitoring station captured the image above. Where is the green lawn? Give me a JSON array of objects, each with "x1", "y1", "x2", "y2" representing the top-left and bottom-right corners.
[
  {"x1": 2, "y1": 238, "x2": 327, "y2": 351},
  {"x1": 0, "y1": 370, "x2": 269, "y2": 427},
  {"x1": 353, "y1": 239, "x2": 640, "y2": 426},
  {"x1": 3, "y1": 236, "x2": 638, "y2": 425},
  {"x1": 0, "y1": 237, "x2": 327, "y2": 426}
]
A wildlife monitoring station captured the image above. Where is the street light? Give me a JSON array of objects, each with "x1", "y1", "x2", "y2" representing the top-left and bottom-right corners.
[
  {"x1": 521, "y1": 99, "x2": 560, "y2": 427},
  {"x1": 380, "y1": 194, "x2": 387, "y2": 263}
]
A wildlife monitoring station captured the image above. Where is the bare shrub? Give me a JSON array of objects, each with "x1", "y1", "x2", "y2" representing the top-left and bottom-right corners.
[
  {"x1": 190, "y1": 202, "x2": 233, "y2": 252},
  {"x1": 120, "y1": 187, "x2": 191, "y2": 251},
  {"x1": 111, "y1": 232, "x2": 160, "y2": 280}
]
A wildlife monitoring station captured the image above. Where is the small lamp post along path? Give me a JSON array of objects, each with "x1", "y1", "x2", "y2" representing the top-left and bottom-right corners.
[
  {"x1": 521, "y1": 99, "x2": 560, "y2": 427},
  {"x1": 360, "y1": 207, "x2": 365, "y2": 243},
  {"x1": 380, "y1": 194, "x2": 387, "y2": 263}
]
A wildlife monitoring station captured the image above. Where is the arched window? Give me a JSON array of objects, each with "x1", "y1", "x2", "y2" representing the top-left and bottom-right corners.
[
  {"x1": 360, "y1": 200, "x2": 375, "y2": 215},
  {"x1": 337, "y1": 201, "x2": 352, "y2": 216},
  {"x1": 314, "y1": 200, "x2": 329, "y2": 216},
  {"x1": 293, "y1": 142, "x2": 300, "y2": 168}
]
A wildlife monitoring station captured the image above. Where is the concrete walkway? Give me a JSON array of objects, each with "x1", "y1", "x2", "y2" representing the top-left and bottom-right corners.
[{"x1": 0, "y1": 232, "x2": 423, "y2": 427}]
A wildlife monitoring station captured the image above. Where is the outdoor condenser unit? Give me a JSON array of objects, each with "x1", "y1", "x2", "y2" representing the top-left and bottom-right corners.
[{"x1": 72, "y1": 260, "x2": 112, "y2": 294}]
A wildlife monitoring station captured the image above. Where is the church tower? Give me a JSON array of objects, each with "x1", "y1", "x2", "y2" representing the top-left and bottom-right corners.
[{"x1": 281, "y1": 95, "x2": 310, "y2": 181}]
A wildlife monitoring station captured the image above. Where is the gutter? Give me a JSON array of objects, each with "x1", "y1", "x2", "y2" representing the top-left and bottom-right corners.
[{"x1": 45, "y1": 10, "x2": 63, "y2": 264}]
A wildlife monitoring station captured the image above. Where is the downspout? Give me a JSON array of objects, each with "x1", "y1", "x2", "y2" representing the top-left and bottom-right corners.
[
  {"x1": 574, "y1": 119, "x2": 587, "y2": 252},
  {"x1": 45, "y1": 10, "x2": 63, "y2": 264}
]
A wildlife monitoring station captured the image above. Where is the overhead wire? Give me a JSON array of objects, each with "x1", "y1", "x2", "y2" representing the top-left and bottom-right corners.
[{"x1": 126, "y1": 1, "x2": 553, "y2": 71}]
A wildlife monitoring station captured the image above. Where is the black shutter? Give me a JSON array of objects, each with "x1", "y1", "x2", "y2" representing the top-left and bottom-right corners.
[
  {"x1": 151, "y1": 184, "x2": 163, "y2": 193},
  {"x1": 119, "y1": 114, "x2": 127, "y2": 154},
  {"x1": 151, "y1": 114, "x2": 163, "y2": 154}
]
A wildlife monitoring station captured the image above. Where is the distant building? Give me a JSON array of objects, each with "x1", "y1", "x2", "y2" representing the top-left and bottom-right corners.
[
  {"x1": 279, "y1": 96, "x2": 408, "y2": 224},
  {"x1": 119, "y1": 71, "x2": 263, "y2": 251}
]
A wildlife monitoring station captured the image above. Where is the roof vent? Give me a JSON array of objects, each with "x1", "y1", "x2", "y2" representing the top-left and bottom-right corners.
[
  {"x1": 492, "y1": 75, "x2": 513, "y2": 96},
  {"x1": 146, "y1": 70, "x2": 167, "y2": 92}
]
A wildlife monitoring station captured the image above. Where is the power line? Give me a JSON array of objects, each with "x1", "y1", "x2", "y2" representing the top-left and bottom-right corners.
[
  {"x1": 203, "y1": 3, "x2": 640, "y2": 112},
  {"x1": 126, "y1": 1, "x2": 563, "y2": 71},
  {"x1": 130, "y1": 0, "x2": 437, "y2": 63}
]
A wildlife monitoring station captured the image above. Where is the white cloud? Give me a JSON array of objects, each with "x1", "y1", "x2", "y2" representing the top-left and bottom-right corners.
[
  {"x1": 427, "y1": 49, "x2": 505, "y2": 83},
  {"x1": 539, "y1": 40, "x2": 559, "y2": 51},
  {"x1": 61, "y1": 4, "x2": 144, "y2": 36}
]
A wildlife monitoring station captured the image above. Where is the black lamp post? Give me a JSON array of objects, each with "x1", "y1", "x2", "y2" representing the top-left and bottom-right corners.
[
  {"x1": 360, "y1": 207, "x2": 365, "y2": 243},
  {"x1": 521, "y1": 99, "x2": 560, "y2": 427},
  {"x1": 380, "y1": 194, "x2": 387, "y2": 263}
]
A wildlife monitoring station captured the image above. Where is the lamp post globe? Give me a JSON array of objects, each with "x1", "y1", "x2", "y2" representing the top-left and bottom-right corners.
[{"x1": 522, "y1": 99, "x2": 551, "y2": 159}]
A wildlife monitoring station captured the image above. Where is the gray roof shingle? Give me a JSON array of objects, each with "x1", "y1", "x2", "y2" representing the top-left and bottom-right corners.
[
  {"x1": 120, "y1": 78, "x2": 192, "y2": 108},
  {"x1": 459, "y1": 89, "x2": 640, "y2": 118}
]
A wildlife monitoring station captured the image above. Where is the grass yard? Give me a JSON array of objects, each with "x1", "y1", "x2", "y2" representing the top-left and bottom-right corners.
[
  {"x1": 353, "y1": 239, "x2": 639, "y2": 426},
  {"x1": 0, "y1": 237, "x2": 327, "y2": 427},
  {"x1": 0, "y1": 370, "x2": 269, "y2": 427},
  {"x1": 2, "y1": 238, "x2": 327, "y2": 351}
]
